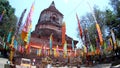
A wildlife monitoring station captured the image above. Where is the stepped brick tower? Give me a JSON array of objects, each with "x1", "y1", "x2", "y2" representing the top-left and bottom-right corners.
[{"x1": 30, "y1": 1, "x2": 78, "y2": 54}]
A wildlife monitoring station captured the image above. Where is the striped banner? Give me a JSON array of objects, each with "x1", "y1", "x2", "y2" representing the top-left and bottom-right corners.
[
  {"x1": 96, "y1": 23, "x2": 103, "y2": 46},
  {"x1": 111, "y1": 29, "x2": 117, "y2": 49}
]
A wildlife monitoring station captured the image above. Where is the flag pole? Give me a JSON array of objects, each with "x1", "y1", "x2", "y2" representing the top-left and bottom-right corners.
[
  {"x1": 87, "y1": 2, "x2": 97, "y2": 24},
  {"x1": 87, "y1": 1, "x2": 103, "y2": 46}
]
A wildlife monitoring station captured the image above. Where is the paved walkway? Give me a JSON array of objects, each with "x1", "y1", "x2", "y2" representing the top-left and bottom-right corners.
[
  {"x1": 0, "y1": 58, "x2": 120, "y2": 68},
  {"x1": 0, "y1": 58, "x2": 8, "y2": 68},
  {"x1": 0, "y1": 58, "x2": 8, "y2": 64},
  {"x1": 81, "y1": 64, "x2": 112, "y2": 68}
]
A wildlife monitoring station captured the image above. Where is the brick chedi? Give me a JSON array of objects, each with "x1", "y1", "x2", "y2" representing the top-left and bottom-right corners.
[{"x1": 30, "y1": 1, "x2": 78, "y2": 54}]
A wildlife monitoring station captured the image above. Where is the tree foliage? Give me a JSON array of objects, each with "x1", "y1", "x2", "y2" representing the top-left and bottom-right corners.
[
  {"x1": 0, "y1": 0, "x2": 17, "y2": 38},
  {"x1": 78, "y1": 0, "x2": 120, "y2": 45},
  {"x1": 80, "y1": 6, "x2": 107, "y2": 45},
  {"x1": 110, "y1": 0, "x2": 120, "y2": 17},
  {"x1": 109, "y1": 0, "x2": 120, "y2": 39}
]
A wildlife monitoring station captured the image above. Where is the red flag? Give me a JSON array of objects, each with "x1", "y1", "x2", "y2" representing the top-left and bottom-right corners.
[
  {"x1": 62, "y1": 22, "x2": 66, "y2": 46},
  {"x1": 76, "y1": 14, "x2": 83, "y2": 38}
]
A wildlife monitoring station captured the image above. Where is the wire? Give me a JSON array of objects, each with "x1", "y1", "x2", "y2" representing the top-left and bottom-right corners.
[{"x1": 64, "y1": 0, "x2": 86, "y2": 20}]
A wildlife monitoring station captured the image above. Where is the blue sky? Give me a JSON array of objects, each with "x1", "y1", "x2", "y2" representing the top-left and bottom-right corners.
[{"x1": 9, "y1": 0, "x2": 111, "y2": 48}]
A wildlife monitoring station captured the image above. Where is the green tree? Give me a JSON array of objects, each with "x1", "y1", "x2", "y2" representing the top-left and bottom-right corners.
[
  {"x1": 0, "y1": 0, "x2": 17, "y2": 39},
  {"x1": 105, "y1": 9, "x2": 116, "y2": 26},
  {"x1": 110, "y1": 0, "x2": 120, "y2": 17},
  {"x1": 109, "y1": 0, "x2": 120, "y2": 39},
  {"x1": 79, "y1": 5, "x2": 118, "y2": 44},
  {"x1": 80, "y1": 6, "x2": 107, "y2": 45}
]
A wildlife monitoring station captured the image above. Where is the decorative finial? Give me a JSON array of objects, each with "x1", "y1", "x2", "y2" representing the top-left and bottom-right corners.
[{"x1": 50, "y1": 1, "x2": 55, "y2": 7}]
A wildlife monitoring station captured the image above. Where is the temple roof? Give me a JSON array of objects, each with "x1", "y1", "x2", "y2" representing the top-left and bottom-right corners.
[
  {"x1": 41, "y1": 1, "x2": 63, "y2": 16},
  {"x1": 38, "y1": 21, "x2": 61, "y2": 27}
]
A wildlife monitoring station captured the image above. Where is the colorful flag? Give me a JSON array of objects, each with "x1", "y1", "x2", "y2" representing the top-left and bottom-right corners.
[
  {"x1": 9, "y1": 50, "x2": 14, "y2": 64},
  {"x1": 95, "y1": 23, "x2": 103, "y2": 46},
  {"x1": 41, "y1": 46, "x2": 44, "y2": 56},
  {"x1": 43, "y1": 45, "x2": 46, "y2": 55},
  {"x1": 47, "y1": 49, "x2": 50, "y2": 56},
  {"x1": 14, "y1": 40, "x2": 18, "y2": 50},
  {"x1": 49, "y1": 33, "x2": 53, "y2": 55},
  {"x1": 27, "y1": 26, "x2": 32, "y2": 44},
  {"x1": 10, "y1": 36, "x2": 15, "y2": 48},
  {"x1": 63, "y1": 41, "x2": 67, "y2": 58},
  {"x1": 54, "y1": 48, "x2": 57, "y2": 57},
  {"x1": 24, "y1": 26, "x2": 32, "y2": 54},
  {"x1": 36, "y1": 49, "x2": 39, "y2": 56},
  {"x1": 90, "y1": 44, "x2": 94, "y2": 52},
  {"x1": 27, "y1": 44, "x2": 31, "y2": 54},
  {"x1": 109, "y1": 37, "x2": 113, "y2": 50},
  {"x1": 56, "y1": 45, "x2": 59, "y2": 57},
  {"x1": 39, "y1": 48, "x2": 42, "y2": 56},
  {"x1": 95, "y1": 36, "x2": 99, "y2": 48},
  {"x1": 9, "y1": 36, "x2": 15, "y2": 64},
  {"x1": 74, "y1": 49, "x2": 77, "y2": 57},
  {"x1": 0, "y1": 10, "x2": 6, "y2": 22},
  {"x1": 111, "y1": 29, "x2": 117, "y2": 49},
  {"x1": 21, "y1": 46, "x2": 25, "y2": 53},
  {"x1": 18, "y1": 45, "x2": 24, "y2": 53},
  {"x1": 2, "y1": 36, "x2": 6, "y2": 49},
  {"x1": 72, "y1": 40, "x2": 74, "y2": 50},
  {"x1": 76, "y1": 13, "x2": 83, "y2": 38},
  {"x1": 21, "y1": 1, "x2": 34, "y2": 43},
  {"x1": 7, "y1": 30, "x2": 12, "y2": 43},
  {"x1": 84, "y1": 28, "x2": 88, "y2": 53},
  {"x1": 95, "y1": 36, "x2": 100, "y2": 54},
  {"x1": 16, "y1": 9, "x2": 27, "y2": 35},
  {"x1": 83, "y1": 45, "x2": 87, "y2": 53},
  {"x1": 18, "y1": 45, "x2": 22, "y2": 52},
  {"x1": 62, "y1": 22, "x2": 66, "y2": 46},
  {"x1": 103, "y1": 42, "x2": 107, "y2": 50},
  {"x1": 96, "y1": 47, "x2": 100, "y2": 55}
]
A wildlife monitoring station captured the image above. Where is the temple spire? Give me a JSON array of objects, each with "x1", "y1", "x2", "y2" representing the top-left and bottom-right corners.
[{"x1": 50, "y1": 1, "x2": 55, "y2": 7}]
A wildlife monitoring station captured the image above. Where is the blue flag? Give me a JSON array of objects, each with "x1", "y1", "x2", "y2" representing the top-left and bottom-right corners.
[
  {"x1": 14, "y1": 40, "x2": 18, "y2": 50},
  {"x1": 72, "y1": 40, "x2": 74, "y2": 50},
  {"x1": 7, "y1": 31, "x2": 12, "y2": 43}
]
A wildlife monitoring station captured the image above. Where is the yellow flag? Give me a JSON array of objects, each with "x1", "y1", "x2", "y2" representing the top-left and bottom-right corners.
[
  {"x1": 96, "y1": 23, "x2": 103, "y2": 46},
  {"x1": 9, "y1": 36, "x2": 15, "y2": 64},
  {"x1": 10, "y1": 36, "x2": 15, "y2": 48},
  {"x1": 63, "y1": 41, "x2": 67, "y2": 58},
  {"x1": 83, "y1": 45, "x2": 87, "y2": 53},
  {"x1": 54, "y1": 48, "x2": 57, "y2": 57}
]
